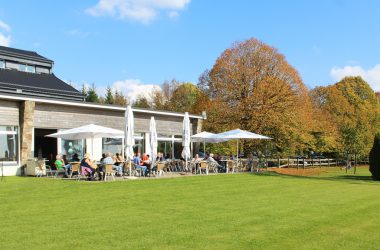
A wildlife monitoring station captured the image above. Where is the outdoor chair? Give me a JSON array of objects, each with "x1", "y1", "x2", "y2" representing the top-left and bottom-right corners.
[
  {"x1": 45, "y1": 165, "x2": 65, "y2": 178},
  {"x1": 69, "y1": 162, "x2": 80, "y2": 179},
  {"x1": 199, "y1": 161, "x2": 209, "y2": 175},
  {"x1": 104, "y1": 164, "x2": 116, "y2": 181},
  {"x1": 156, "y1": 162, "x2": 166, "y2": 177},
  {"x1": 227, "y1": 160, "x2": 236, "y2": 173}
]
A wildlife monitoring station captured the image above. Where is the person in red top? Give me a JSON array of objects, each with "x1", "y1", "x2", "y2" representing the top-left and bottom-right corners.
[{"x1": 141, "y1": 153, "x2": 151, "y2": 176}]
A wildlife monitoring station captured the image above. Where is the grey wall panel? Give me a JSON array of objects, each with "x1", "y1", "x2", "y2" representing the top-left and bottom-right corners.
[
  {"x1": 0, "y1": 100, "x2": 19, "y2": 126},
  {"x1": 34, "y1": 103, "x2": 193, "y2": 135}
]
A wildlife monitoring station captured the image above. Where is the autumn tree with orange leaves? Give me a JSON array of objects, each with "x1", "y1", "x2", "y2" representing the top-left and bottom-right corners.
[{"x1": 198, "y1": 38, "x2": 315, "y2": 156}]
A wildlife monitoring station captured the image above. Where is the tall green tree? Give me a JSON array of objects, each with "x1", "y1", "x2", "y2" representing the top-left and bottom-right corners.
[
  {"x1": 104, "y1": 85, "x2": 114, "y2": 104},
  {"x1": 369, "y1": 133, "x2": 380, "y2": 180},
  {"x1": 85, "y1": 83, "x2": 99, "y2": 103}
]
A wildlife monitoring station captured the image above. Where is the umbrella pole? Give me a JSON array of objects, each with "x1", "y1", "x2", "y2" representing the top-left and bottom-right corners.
[
  {"x1": 203, "y1": 140, "x2": 206, "y2": 157},
  {"x1": 236, "y1": 140, "x2": 239, "y2": 173}
]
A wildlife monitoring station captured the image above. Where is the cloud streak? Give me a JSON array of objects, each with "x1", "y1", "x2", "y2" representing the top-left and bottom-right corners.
[
  {"x1": 0, "y1": 20, "x2": 11, "y2": 46},
  {"x1": 86, "y1": 0, "x2": 190, "y2": 23},
  {"x1": 330, "y1": 65, "x2": 380, "y2": 91}
]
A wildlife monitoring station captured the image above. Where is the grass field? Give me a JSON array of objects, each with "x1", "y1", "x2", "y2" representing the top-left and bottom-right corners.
[{"x1": 1, "y1": 167, "x2": 380, "y2": 249}]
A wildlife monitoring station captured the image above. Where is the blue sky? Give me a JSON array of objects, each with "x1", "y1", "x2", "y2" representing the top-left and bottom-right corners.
[{"x1": 1, "y1": 0, "x2": 380, "y2": 100}]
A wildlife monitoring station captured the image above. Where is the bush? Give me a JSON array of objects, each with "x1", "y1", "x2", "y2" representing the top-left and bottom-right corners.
[{"x1": 369, "y1": 133, "x2": 380, "y2": 180}]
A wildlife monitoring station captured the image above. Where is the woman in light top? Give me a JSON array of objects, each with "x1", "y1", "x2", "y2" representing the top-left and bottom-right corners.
[{"x1": 80, "y1": 153, "x2": 96, "y2": 179}]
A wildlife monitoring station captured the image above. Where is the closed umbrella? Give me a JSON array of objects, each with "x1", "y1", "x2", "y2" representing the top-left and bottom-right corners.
[
  {"x1": 181, "y1": 112, "x2": 191, "y2": 171},
  {"x1": 150, "y1": 117, "x2": 158, "y2": 175},
  {"x1": 46, "y1": 124, "x2": 124, "y2": 159},
  {"x1": 124, "y1": 105, "x2": 135, "y2": 175}
]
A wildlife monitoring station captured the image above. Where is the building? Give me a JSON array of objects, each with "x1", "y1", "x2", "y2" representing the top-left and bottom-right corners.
[{"x1": 0, "y1": 46, "x2": 203, "y2": 176}]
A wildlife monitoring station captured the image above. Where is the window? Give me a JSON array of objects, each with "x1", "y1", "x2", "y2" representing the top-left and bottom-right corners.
[
  {"x1": 26, "y1": 65, "x2": 35, "y2": 73},
  {"x1": 0, "y1": 60, "x2": 4, "y2": 69},
  {"x1": 102, "y1": 133, "x2": 145, "y2": 156},
  {"x1": 0, "y1": 126, "x2": 18, "y2": 163},
  {"x1": 60, "y1": 139, "x2": 84, "y2": 161},
  {"x1": 19, "y1": 64, "x2": 35, "y2": 73}
]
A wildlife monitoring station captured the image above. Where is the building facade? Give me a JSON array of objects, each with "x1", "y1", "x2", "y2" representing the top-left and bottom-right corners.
[{"x1": 0, "y1": 46, "x2": 203, "y2": 176}]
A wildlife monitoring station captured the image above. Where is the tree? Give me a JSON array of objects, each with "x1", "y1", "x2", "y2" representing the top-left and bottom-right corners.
[
  {"x1": 369, "y1": 133, "x2": 380, "y2": 180},
  {"x1": 199, "y1": 38, "x2": 314, "y2": 156},
  {"x1": 85, "y1": 83, "x2": 99, "y2": 103},
  {"x1": 311, "y1": 76, "x2": 380, "y2": 159},
  {"x1": 114, "y1": 90, "x2": 128, "y2": 106},
  {"x1": 133, "y1": 94, "x2": 150, "y2": 108},
  {"x1": 168, "y1": 82, "x2": 203, "y2": 113},
  {"x1": 104, "y1": 85, "x2": 114, "y2": 104}
]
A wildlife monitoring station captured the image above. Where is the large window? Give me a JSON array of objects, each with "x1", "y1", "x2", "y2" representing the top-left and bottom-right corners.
[
  {"x1": 156, "y1": 134, "x2": 182, "y2": 159},
  {"x1": 0, "y1": 60, "x2": 4, "y2": 69},
  {"x1": 102, "y1": 133, "x2": 145, "y2": 156},
  {"x1": 60, "y1": 139, "x2": 84, "y2": 161},
  {"x1": 0, "y1": 126, "x2": 18, "y2": 163}
]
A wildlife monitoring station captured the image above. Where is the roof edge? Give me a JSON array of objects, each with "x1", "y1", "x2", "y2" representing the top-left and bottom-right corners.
[{"x1": 0, "y1": 93, "x2": 203, "y2": 119}]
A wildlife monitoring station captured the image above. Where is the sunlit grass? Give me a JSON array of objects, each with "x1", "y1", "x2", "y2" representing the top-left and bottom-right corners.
[{"x1": 0, "y1": 167, "x2": 379, "y2": 249}]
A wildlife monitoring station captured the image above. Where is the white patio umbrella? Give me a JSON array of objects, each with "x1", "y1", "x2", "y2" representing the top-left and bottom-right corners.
[
  {"x1": 213, "y1": 129, "x2": 271, "y2": 163},
  {"x1": 149, "y1": 117, "x2": 158, "y2": 175},
  {"x1": 124, "y1": 105, "x2": 135, "y2": 175},
  {"x1": 191, "y1": 131, "x2": 228, "y2": 156},
  {"x1": 181, "y1": 112, "x2": 191, "y2": 171},
  {"x1": 46, "y1": 124, "x2": 124, "y2": 159}
]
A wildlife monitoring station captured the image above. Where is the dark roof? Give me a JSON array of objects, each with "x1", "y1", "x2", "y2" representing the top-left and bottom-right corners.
[
  {"x1": 0, "y1": 45, "x2": 52, "y2": 63},
  {"x1": 0, "y1": 69, "x2": 83, "y2": 101}
]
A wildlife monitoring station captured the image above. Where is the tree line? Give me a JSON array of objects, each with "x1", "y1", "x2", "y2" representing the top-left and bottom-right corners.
[{"x1": 83, "y1": 38, "x2": 380, "y2": 159}]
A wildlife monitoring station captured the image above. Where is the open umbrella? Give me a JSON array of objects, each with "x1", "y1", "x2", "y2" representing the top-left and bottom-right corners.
[
  {"x1": 150, "y1": 117, "x2": 158, "y2": 175},
  {"x1": 213, "y1": 129, "x2": 271, "y2": 168},
  {"x1": 46, "y1": 124, "x2": 124, "y2": 159},
  {"x1": 191, "y1": 131, "x2": 228, "y2": 156},
  {"x1": 181, "y1": 112, "x2": 191, "y2": 171},
  {"x1": 124, "y1": 105, "x2": 134, "y2": 175}
]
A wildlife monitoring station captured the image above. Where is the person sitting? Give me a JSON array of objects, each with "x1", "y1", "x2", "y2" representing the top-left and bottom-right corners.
[
  {"x1": 62, "y1": 154, "x2": 72, "y2": 177},
  {"x1": 80, "y1": 153, "x2": 96, "y2": 180},
  {"x1": 114, "y1": 153, "x2": 124, "y2": 166},
  {"x1": 208, "y1": 153, "x2": 225, "y2": 172},
  {"x1": 133, "y1": 152, "x2": 146, "y2": 176},
  {"x1": 71, "y1": 153, "x2": 80, "y2": 162},
  {"x1": 54, "y1": 154, "x2": 64, "y2": 171},
  {"x1": 156, "y1": 152, "x2": 165, "y2": 162},
  {"x1": 142, "y1": 153, "x2": 152, "y2": 176},
  {"x1": 100, "y1": 153, "x2": 106, "y2": 163},
  {"x1": 103, "y1": 152, "x2": 123, "y2": 176}
]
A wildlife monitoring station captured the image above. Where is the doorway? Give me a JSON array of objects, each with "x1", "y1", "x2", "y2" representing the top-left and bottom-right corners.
[{"x1": 34, "y1": 128, "x2": 57, "y2": 166}]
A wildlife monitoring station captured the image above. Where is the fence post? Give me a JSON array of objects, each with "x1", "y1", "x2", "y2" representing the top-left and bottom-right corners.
[
  {"x1": 287, "y1": 157, "x2": 289, "y2": 168},
  {"x1": 297, "y1": 157, "x2": 299, "y2": 170},
  {"x1": 277, "y1": 158, "x2": 280, "y2": 168},
  {"x1": 319, "y1": 158, "x2": 321, "y2": 168},
  {"x1": 303, "y1": 159, "x2": 305, "y2": 169},
  {"x1": 354, "y1": 154, "x2": 357, "y2": 174}
]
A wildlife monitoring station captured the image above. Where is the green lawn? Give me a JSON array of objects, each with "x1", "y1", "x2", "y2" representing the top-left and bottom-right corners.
[{"x1": 1, "y1": 168, "x2": 380, "y2": 249}]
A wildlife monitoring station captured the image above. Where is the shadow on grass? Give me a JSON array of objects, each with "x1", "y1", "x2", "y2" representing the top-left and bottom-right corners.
[{"x1": 252, "y1": 170, "x2": 379, "y2": 185}]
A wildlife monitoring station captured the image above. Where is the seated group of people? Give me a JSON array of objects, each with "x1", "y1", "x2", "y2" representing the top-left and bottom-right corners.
[{"x1": 53, "y1": 152, "x2": 125, "y2": 180}]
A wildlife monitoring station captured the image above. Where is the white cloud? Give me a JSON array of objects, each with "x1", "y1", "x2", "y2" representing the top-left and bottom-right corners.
[
  {"x1": 0, "y1": 20, "x2": 11, "y2": 47},
  {"x1": 0, "y1": 20, "x2": 10, "y2": 32},
  {"x1": 86, "y1": 0, "x2": 190, "y2": 23},
  {"x1": 330, "y1": 65, "x2": 380, "y2": 91},
  {"x1": 107, "y1": 79, "x2": 162, "y2": 102}
]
